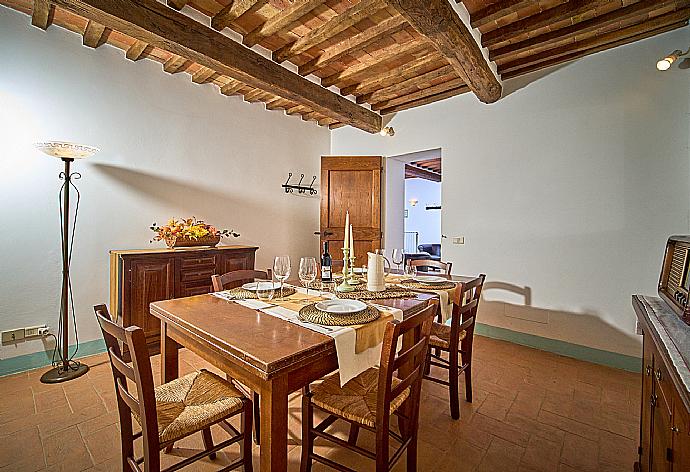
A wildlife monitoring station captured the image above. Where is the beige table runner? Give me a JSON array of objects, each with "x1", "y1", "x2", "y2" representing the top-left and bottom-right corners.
[{"x1": 384, "y1": 274, "x2": 456, "y2": 322}]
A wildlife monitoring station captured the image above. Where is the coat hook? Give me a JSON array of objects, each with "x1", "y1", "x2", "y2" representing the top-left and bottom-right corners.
[{"x1": 281, "y1": 172, "x2": 317, "y2": 196}]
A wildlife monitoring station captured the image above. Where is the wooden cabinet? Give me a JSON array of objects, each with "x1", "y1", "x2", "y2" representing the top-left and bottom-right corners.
[
  {"x1": 633, "y1": 296, "x2": 690, "y2": 472},
  {"x1": 110, "y1": 245, "x2": 258, "y2": 353}
]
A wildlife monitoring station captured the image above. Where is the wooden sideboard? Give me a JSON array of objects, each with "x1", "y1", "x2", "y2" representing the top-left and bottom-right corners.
[
  {"x1": 110, "y1": 245, "x2": 258, "y2": 354},
  {"x1": 633, "y1": 295, "x2": 690, "y2": 472}
]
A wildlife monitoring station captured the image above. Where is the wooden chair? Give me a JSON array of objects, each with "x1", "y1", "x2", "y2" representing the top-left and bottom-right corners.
[
  {"x1": 211, "y1": 268, "x2": 271, "y2": 445},
  {"x1": 211, "y1": 269, "x2": 273, "y2": 292},
  {"x1": 424, "y1": 274, "x2": 486, "y2": 419},
  {"x1": 93, "y1": 304, "x2": 253, "y2": 472},
  {"x1": 409, "y1": 259, "x2": 452, "y2": 276},
  {"x1": 300, "y1": 301, "x2": 437, "y2": 472}
]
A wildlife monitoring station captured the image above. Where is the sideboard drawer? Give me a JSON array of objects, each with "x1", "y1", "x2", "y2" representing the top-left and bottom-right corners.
[
  {"x1": 180, "y1": 255, "x2": 217, "y2": 269},
  {"x1": 179, "y1": 267, "x2": 216, "y2": 282}
]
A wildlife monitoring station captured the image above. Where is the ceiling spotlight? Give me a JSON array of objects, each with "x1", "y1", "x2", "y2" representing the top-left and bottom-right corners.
[
  {"x1": 379, "y1": 126, "x2": 395, "y2": 137},
  {"x1": 657, "y1": 49, "x2": 688, "y2": 71}
]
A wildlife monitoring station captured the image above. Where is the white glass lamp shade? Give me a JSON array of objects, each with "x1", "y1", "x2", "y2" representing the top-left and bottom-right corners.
[
  {"x1": 34, "y1": 141, "x2": 99, "y2": 159},
  {"x1": 656, "y1": 50, "x2": 682, "y2": 71}
]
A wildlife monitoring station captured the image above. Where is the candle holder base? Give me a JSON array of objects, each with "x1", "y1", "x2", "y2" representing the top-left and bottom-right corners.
[{"x1": 336, "y1": 279, "x2": 356, "y2": 292}]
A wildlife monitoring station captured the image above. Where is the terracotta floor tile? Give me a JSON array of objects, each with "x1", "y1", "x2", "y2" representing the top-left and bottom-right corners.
[
  {"x1": 560, "y1": 432, "x2": 599, "y2": 472},
  {"x1": 0, "y1": 336, "x2": 642, "y2": 471}
]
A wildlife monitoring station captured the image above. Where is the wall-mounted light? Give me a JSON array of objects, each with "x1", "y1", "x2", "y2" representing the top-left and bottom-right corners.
[
  {"x1": 657, "y1": 49, "x2": 689, "y2": 71},
  {"x1": 379, "y1": 126, "x2": 395, "y2": 137},
  {"x1": 408, "y1": 198, "x2": 418, "y2": 207}
]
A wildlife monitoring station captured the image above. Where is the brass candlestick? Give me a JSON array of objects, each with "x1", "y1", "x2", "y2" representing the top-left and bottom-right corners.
[
  {"x1": 336, "y1": 248, "x2": 355, "y2": 292},
  {"x1": 348, "y1": 255, "x2": 360, "y2": 285}
]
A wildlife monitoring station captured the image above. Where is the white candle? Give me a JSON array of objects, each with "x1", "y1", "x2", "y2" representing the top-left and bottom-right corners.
[
  {"x1": 344, "y1": 210, "x2": 350, "y2": 250},
  {"x1": 350, "y1": 224, "x2": 354, "y2": 259}
]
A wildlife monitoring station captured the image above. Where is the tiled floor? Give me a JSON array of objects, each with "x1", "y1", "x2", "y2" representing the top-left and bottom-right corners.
[{"x1": 0, "y1": 336, "x2": 640, "y2": 471}]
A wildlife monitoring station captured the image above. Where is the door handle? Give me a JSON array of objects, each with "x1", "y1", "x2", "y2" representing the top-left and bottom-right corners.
[{"x1": 315, "y1": 231, "x2": 334, "y2": 236}]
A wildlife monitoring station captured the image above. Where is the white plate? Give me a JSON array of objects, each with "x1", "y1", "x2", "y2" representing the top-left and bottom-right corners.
[
  {"x1": 242, "y1": 281, "x2": 281, "y2": 291},
  {"x1": 315, "y1": 299, "x2": 368, "y2": 314},
  {"x1": 413, "y1": 275, "x2": 447, "y2": 284}
]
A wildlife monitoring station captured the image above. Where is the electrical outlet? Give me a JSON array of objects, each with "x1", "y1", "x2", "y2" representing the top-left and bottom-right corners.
[
  {"x1": 452, "y1": 236, "x2": 465, "y2": 245},
  {"x1": 38, "y1": 327, "x2": 50, "y2": 336},
  {"x1": 1, "y1": 328, "x2": 25, "y2": 344},
  {"x1": 24, "y1": 325, "x2": 47, "y2": 338}
]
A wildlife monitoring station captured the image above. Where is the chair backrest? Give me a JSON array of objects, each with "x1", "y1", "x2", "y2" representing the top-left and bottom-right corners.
[
  {"x1": 376, "y1": 301, "x2": 437, "y2": 433},
  {"x1": 410, "y1": 259, "x2": 452, "y2": 275},
  {"x1": 449, "y1": 274, "x2": 486, "y2": 340},
  {"x1": 211, "y1": 268, "x2": 273, "y2": 291},
  {"x1": 93, "y1": 304, "x2": 161, "y2": 465}
]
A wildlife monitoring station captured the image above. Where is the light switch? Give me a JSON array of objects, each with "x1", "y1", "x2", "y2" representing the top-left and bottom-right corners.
[{"x1": 452, "y1": 236, "x2": 465, "y2": 245}]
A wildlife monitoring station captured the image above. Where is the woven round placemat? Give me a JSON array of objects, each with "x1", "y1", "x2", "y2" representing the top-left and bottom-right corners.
[
  {"x1": 335, "y1": 286, "x2": 417, "y2": 300},
  {"x1": 298, "y1": 303, "x2": 380, "y2": 326},
  {"x1": 400, "y1": 280, "x2": 456, "y2": 290},
  {"x1": 218, "y1": 286, "x2": 296, "y2": 300}
]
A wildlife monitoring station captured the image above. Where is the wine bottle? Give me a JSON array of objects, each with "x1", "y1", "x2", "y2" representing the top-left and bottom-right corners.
[{"x1": 321, "y1": 241, "x2": 332, "y2": 282}]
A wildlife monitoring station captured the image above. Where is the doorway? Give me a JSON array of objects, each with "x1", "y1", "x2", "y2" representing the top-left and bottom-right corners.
[{"x1": 384, "y1": 149, "x2": 442, "y2": 263}]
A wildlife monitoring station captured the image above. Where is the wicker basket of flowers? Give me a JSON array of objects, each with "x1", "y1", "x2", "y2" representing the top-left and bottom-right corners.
[{"x1": 150, "y1": 217, "x2": 239, "y2": 249}]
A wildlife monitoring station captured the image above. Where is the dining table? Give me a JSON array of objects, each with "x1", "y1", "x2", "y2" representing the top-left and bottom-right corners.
[{"x1": 149, "y1": 273, "x2": 474, "y2": 472}]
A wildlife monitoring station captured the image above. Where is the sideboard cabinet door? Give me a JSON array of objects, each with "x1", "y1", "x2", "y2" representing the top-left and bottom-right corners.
[
  {"x1": 217, "y1": 249, "x2": 256, "y2": 275},
  {"x1": 673, "y1": 392, "x2": 689, "y2": 471},
  {"x1": 126, "y1": 258, "x2": 175, "y2": 350},
  {"x1": 641, "y1": 334, "x2": 655, "y2": 472}
]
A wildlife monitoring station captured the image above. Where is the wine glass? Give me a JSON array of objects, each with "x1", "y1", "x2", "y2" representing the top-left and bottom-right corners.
[
  {"x1": 299, "y1": 257, "x2": 318, "y2": 296},
  {"x1": 391, "y1": 249, "x2": 404, "y2": 272},
  {"x1": 404, "y1": 261, "x2": 417, "y2": 279},
  {"x1": 273, "y1": 256, "x2": 291, "y2": 298},
  {"x1": 256, "y1": 281, "x2": 275, "y2": 302}
]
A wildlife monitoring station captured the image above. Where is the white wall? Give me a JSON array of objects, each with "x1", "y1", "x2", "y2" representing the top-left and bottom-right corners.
[
  {"x1": 404, "y1": 178, "x2": 442, "y2": 246},
  {"x1": 333, "y1": 27, "x2": 690, "y2": 357},
  {"x1": 383, "y1": 158, "x2": 405, "y2": 251},
  {"x1": 0, "y1": 7, "x2": 329, "y2": 360}
]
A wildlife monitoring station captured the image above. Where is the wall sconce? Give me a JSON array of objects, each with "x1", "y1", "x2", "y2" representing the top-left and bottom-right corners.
[
  {"x1": 657, "y1": 48, "x2": 689, "y2": 71},
  {"x1": 379, "y1": 126, "x2": 395, "y2": 137},
  {"x1": 408, "y1": 198, "x2": 418, "y2": 207}
]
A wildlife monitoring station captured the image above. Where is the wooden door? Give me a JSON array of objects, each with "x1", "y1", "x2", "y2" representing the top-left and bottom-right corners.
[{"x1": 320, "y1": 156, "x2": 382, "y2": 268}]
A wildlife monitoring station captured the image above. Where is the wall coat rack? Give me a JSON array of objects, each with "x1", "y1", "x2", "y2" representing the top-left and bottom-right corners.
[{"x1": 282, "y1": 173, "x2": 317, "y2": 195}]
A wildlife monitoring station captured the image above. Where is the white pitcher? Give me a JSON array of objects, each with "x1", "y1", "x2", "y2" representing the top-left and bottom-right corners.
[{"x1": 367, "y1": 252, "x2": 386, "y2": 292}]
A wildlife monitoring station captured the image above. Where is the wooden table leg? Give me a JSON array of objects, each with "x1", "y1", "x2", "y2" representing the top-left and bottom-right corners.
[
  {"x1": 259, "y1": 375, "x2": 289, "y2": 472},
  {"x1": 160, "y1": 320, "x2": 180, "y2": 384}
]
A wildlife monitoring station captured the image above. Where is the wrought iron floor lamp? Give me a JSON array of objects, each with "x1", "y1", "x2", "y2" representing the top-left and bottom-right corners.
[{"x1": 35, "y1": 141, "x2": 99, "y2": 383}]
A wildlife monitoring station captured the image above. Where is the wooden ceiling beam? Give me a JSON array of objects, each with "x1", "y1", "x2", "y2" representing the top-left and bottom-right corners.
[
  {"x1": 502, "y1": 19, "x2": 688, "y2": 79},
  {"x1": 163, "y1": 55, "x2": 191, "y2": 74},
  {"x1": 372, "y1": 77, "x2": 465, "y2": 110},
  {"x1": 31, "y1": 0, "x2": 55, "y2": 29},
  {"x1": 191, "y1": 66, "x2": 216, "y2": 84},
  {"x1": 82, "y1": 20, "x2": 110, "y2": 48},
  {"x1": 49, "y1": 0, "x2": 381, "y2": 133},
  {"x1": 321, "y1": 40, "x2": 427, "y2": 88},
  {"x1": 491, "y1": 0, "x2": 680, "y2": 62},
  {"x1": 382, "y1": 0, "x2": 501, "y2": 103},
  {"x1": 298, "y1": 15, "x2": 407, "y2": 76},
  {"x1": 166, "y1": 0, "x2": 189, "y2": 10},
  {"x1": 499, "y1": 8, "x2": 690, "y2": 74},
  {"x1": 381, "y1": 84, "x2": 469, "y2": 114},
  {"x1": 405, "y1": 164, "x2": 441, "y2": 182},
  {"x1": 243, "y1": 0, "x2": 324, "y2": 47},
  {"x1": 273, "y1": 0, "x2": 383, "y2": 63},
  {"x1": 482, "y1": 0, "x2": 602, "y2": 48},
  {"x1": 339, "y1": 52, "x2": 442, "y2": 96},
  {"x1": 212, "y1": 0, "x2": 270, "y2": 31},
  {"x1": 220, "y1": 79, "x2": 245, "y2": 96},
  {"x1": 125, "y1": 39, "x2": 151, "y2": 61},
  {"x1": 358, "y1": 64, "x2": 453, "y2": 104},
  {"x1": 470, "y1": 0, "x2": 546, "y2": 29}
]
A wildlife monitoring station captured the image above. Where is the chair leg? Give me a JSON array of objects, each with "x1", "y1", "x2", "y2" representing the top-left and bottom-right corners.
[
  {"x1": 406, "y1": 432, "x2": 418, "y2": 472},
  {"x1": 241, "y1": 401, "x2": 254, "y2": 472},
  {"x1": 423, "y1": 352, "x2": 431, "y2": 376},
  {"x1": 449, "y1": 354, "x2": 460, "y2": 420},
  {"x1": 347, "y1": 424, "x2": 360, "y2": 446},
  {"x1": 252, "y1": 391, "x2": 261, "y2": 445},
  {"x1": 201, "y1": 427, "x2": 216, "y2": 460},
  {"x1": 464, "y1": 362, "x2": 473, "y2": 403},
  {"x1": 300, "y1": 393, "x2": 313, "y2": 472}
]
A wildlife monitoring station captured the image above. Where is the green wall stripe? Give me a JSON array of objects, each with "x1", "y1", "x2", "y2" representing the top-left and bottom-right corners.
[
  {"x1": 1, "y1": 324, "x2": 641, "y2": 377},
  {"x1": 475, "y1": 322, "x2": 642, "y2": 373},
  {"x1": 0, "y1": 338, "x2": 106, "y2": 377}
]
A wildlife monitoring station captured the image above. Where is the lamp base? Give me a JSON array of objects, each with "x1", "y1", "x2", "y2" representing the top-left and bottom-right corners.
[{"x1": 40, "y1": 362, "x2": 89, "y2": 384}]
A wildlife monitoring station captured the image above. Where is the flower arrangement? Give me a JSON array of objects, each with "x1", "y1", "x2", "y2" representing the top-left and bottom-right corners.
[{"x1": 150, "y1": 217, "x2": 239, "y2": 248}]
